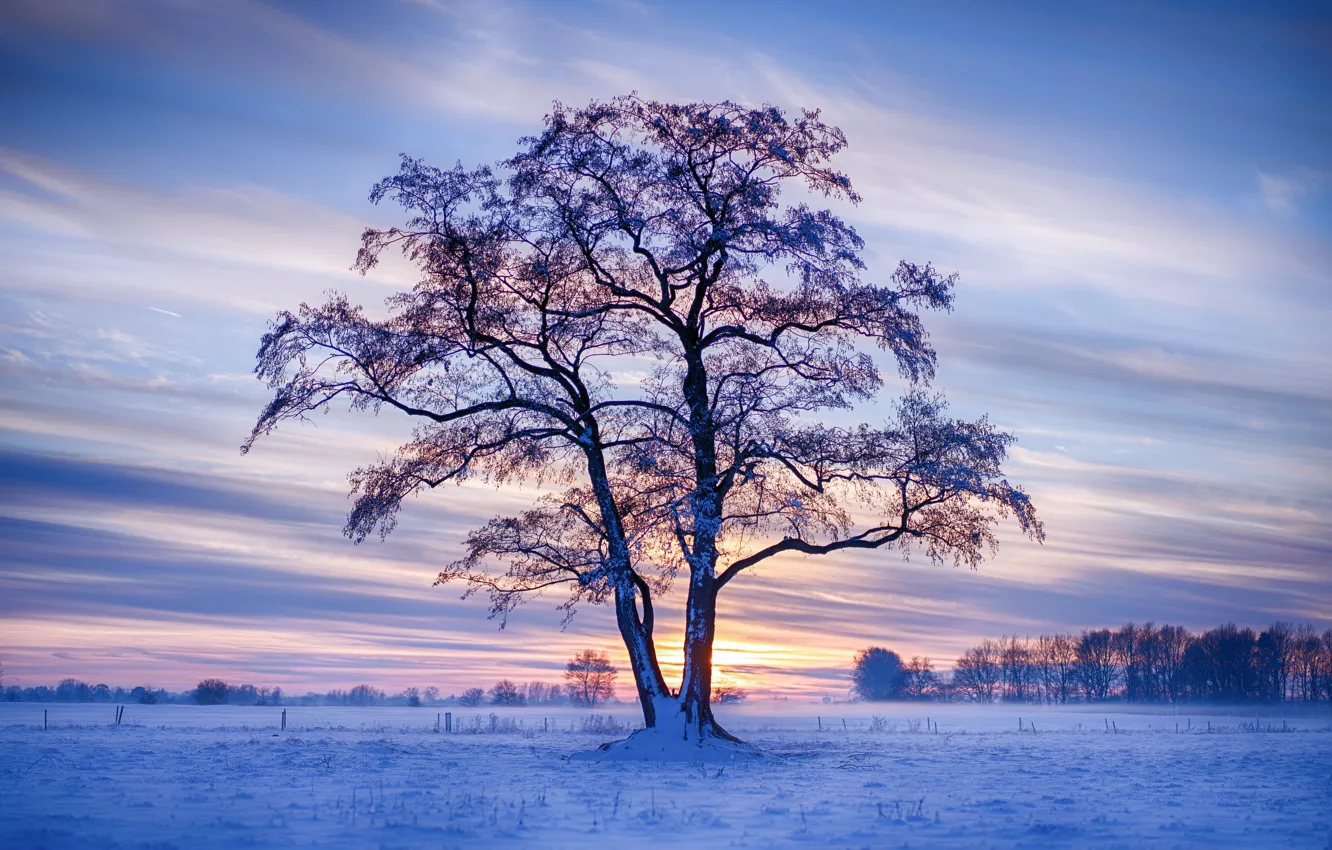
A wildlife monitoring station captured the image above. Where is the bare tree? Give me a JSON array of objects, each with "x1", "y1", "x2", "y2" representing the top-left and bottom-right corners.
[
  {"x1": 1287, "y1": 625, "x2": 1322, "y2": 703},
  {"x1": 1075, "y1": 629, "x2": 1117, "y2": 701},
  {"x1": 902, "y1": 656, "x2": 936, "y2": 700},
  {"x1": 1321, "y1": 630, "x2": 1332, "y2": 704},
  {"x1": 565, "y1": 649, "x2": 618, "y2": 706},
  {"x1": 711, "y1": 679, "x2": 747, "y2": 704},
  {"x1": 1256, "y1": 622, "x2": 1292, "y2": 703},
  {"x1": 458, "y1": 687, "x2": 485, "y2": 707},
  {"x1": 1000, "y1": 635, "x2": 1037, "y2": 702},
  {"x1": 347, "y1": 684, "x2": 383, "y2": 706},
  {"x1": 245, "y1": 96, "x2": 1042, "y2": 747},
  {"x1": 1035, "y1": 634, "x2": 1077, "y2": 704},
  {"x1": 490, "y1": 680, "x2": 525, "y2": 705},
  {"x1": 1157, "y1": 624, "x2": 1193, "y2": 703},
  {"x1": 953, "y1": 640, "x2": 1002, "y2": 703}
]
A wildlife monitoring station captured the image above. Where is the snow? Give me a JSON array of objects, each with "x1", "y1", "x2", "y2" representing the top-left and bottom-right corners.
[{"x1": 2, "y1": 702, "x2": 1328, "y2": 848}]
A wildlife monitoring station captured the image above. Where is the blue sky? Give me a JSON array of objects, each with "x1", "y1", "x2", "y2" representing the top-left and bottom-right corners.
[{"x1": 1, "y1": 0, "x2": 1328, "y2": 698}]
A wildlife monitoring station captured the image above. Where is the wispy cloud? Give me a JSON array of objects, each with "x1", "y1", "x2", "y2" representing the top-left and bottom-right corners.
[
  {"x1": 0, "y1": 0, "x2": 1327, "y2": 694},
  {"x1": 1258, "y1": 167, "x2": 1329, "y2": 214}
]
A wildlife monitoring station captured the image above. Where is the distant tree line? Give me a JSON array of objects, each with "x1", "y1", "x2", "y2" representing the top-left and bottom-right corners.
[
  {"x1": 0, "y1": 649, "x2": 645, "y2": 708},
  {"x1": 854, "y1": 622, "x2": 1332, "y2": 704},
  {"x1": 3, "y1": 679, "x2": 177, "y2": 705}
]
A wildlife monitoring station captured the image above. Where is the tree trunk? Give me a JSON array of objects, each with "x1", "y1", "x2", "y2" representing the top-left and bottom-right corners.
[
  {"x1": 670, "y1": 347, "x2": 735, "y2": 740},
  {"x1": 675, "y1": 573, "x2": 738, "y2": 742},
  {"x1": 613, "y1": 579, "x2": 670, "y2": 727},
  {"x1": 583, "y1": 436, "x2": 671, "y2": 727}
]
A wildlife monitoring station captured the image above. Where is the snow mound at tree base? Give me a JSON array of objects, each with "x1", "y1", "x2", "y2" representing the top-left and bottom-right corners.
[{"x1": 571, "y1": 727, "x2": 764, "y2": 763}]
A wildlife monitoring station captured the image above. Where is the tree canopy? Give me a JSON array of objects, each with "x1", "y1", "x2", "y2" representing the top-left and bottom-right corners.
[{"x1": 245, "y1": 95, "x2": 1042, "y2": 749}]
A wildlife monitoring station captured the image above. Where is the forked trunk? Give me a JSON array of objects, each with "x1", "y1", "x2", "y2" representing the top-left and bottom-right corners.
[{"x1": 576, "y1": 575, "x2": 755, "y2": 761}]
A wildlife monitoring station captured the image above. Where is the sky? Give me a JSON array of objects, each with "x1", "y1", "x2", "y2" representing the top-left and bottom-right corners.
[{"x1": 0, "y1": 0, "x2": 1329, "y2": 700}]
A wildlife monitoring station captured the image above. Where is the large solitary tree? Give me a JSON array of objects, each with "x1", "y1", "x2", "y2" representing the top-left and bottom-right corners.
[{"x1": 244, "y1": 96, "x2": 1042, "y2": 755}]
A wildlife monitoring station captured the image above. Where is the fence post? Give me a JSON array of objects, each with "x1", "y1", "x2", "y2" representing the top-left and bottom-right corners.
[
  {"x1": 817, "y1": 716, "x2": 821, "y2": 731},
  {"x1": 44, "y1": 709, "x2": 48, "y2": 730},
  {"x1": 445, "y1": 711, "x2": 452, "y2": 733},
  {"x1": 281, "y1": 709, "x2": 286, "y2": 731}
]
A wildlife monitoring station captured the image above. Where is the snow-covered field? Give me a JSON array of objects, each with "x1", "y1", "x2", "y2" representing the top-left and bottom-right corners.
[{"x1": 2, "y1": 702, "x2": 1328, "y2": 848}]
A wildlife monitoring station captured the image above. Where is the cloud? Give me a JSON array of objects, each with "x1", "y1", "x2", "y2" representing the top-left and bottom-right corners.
[
  {"x1": 0, "y1": 0, "x2": 1328, "y2": 695},
  {"x1": 0, "y1": 149, "x2": 369, "y2": 277},
  {"x1": 1258, "y1": 167, "x2": 1328, "y2": 213}
]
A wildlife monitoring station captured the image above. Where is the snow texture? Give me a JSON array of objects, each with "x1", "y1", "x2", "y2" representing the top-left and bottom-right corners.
[{"x1": 2, "y1": 702, "x2": 1328, "y2": 848}]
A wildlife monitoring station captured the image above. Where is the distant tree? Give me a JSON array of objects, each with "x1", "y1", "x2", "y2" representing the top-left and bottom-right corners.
[
  {"x1": 195, "y1": 679, "x2": 229, "y2": 705},
  {"x1": 1188, "y1": 624, "x2": 1257, "y2": 701},
  {"x1": 852, "y1": 647, "x2": 905, "y2": 701},
  {"x1": 130, "y1": 686, "x2": 158, "y2": 705},
  {"x1": 1287, "y1": 625, "x2": 1323, "y2": 703},
  {"x1": 55, "y1": 679, "x2": 89, "y2": 702},
  {"x1": 902, "y1": 657, "x2": 936, "y2": 700},
  {"x1": 953, "y1": 640, "x2": 1002, "y2": 703},
  {"x1": 524, "y1": 681, "x2": 563, "y2": 705},
  {"x1": 1256, "y1": 622, "x2": 1292, "y2": 703},
  {"x1": 1157, "y1": 625, "x2": 1193, "y2": 703},
  {"x1": 1034, "y1": 634, "x2": 1076, "y2": 704},
  {"x1": 3, "y1": 686, "x2": 19, "y2": 702},
  {"x1": 565, "y1": 650, "x2": 619, "y2": 706},
  {"x1": 244, "y1": 96, "x2": 1043, "y2": 747},
  {"x1": 489, "y1": 679, "x2": 525, "y2": 706},
  {"x1": 999, "y1": 636, "x2": 1037, "y2": 702},
  {"x1": 423, "y1": 686, "x2": 440, "y2": 705},
  {"x1": 712, "y1": 681, "x2": 747, "y2": 704},
  {"x1": 1075, "y1": 629, "x2": 1117, "y2": 701},
  {"x1": 1322, "y1": 629, "x2": 1332, "y2": 704},
  {"x1": 404, "y1": 686, "x2": 422, "y2": 707},
  {"x1": 347, "y1": 684, "x2": 382, "y2": 706},
  {"x1": 459, "y1": 687, "x2": 485, "y2": 707}
]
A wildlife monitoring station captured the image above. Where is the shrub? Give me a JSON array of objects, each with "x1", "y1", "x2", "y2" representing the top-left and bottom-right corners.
[{"x1": 195, "y1": 679, "x2": 229, "y2": 705}]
